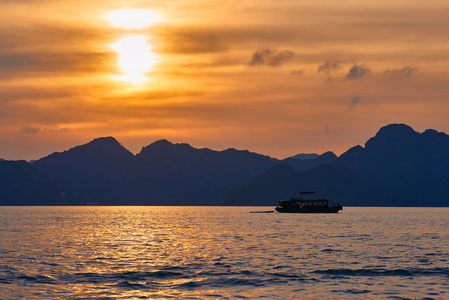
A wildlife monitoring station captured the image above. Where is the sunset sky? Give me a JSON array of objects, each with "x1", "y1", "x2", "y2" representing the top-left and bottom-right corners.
[{"x1": 1, "y1": 0, "x2": 449, "y2": 160}]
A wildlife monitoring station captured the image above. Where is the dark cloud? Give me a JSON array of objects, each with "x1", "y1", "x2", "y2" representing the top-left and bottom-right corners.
[
  {"x1": 0, "y1": 52, "x2": 113, "y2": 78},
  {"x1": 290, "y1": 69, "x2": 304, "y2": 76},
  {"x1": 248, "y1": 48, "x2": 295, "y2": 67},
  {"x1": 155, "y1": 6, "x2": 449, "y2": 58},
  {"x1": 156, "y1": 26, "x2": 298, "y2": 55},
  {"x1": 0, "y1": 54, "x2": 37, "y2": 68},
  {"x1": 345, "y1": 64, "x2": 371, "y2": 80},
  {"x1": 383, "y1": 65, "x2": 419, "y2": 80},
  {"x1": 0, "y1": 21, "x2": 114, "y2": 78},
  {"x1": 157, "y1": 28, "x2": 227, "y2": 54},
  {"x1": 350, "y1": 97, "x2": 361, "y2": 108},
  {"x1": 317, "y1": 59, "x2": 343, "y2": 73},
  {"x1": 20, "y1": 127, "x2": 40, "y2": 135},
  {"x1": 0, "y1": 23, "x2": 109, "y2": 53},
  {"x1": 0, "y1": 86, "x2": 102, "y2": 104}
]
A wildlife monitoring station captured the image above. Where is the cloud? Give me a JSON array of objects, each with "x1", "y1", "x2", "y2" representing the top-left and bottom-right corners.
[
  {"x1": 248, "y1": 48, "x2": 295, "y2": 67},
  {"x1": 0, "y1": 22, "x2": 114, "y2": 78},
  {"x1": 20, "y1": 127, "x2": 40, "y2": 135},
  {"x1": 0, "y1": 23, "x2": 109, "y2": 53},
  {"x1": 345, "y1": 64, "x2": 371, "y2": 80},
  {"x1": 157, "y1": 28, "x2": 228, "y2": 54},
  {"x1": 0, "y1": 52, "x2": 112, "y2": 77},
  {"x1": 157, "y1": 26, "x2": 298, "y2": 55},
  {"x1": 350, "y1": 97, "x2": 361, "y2": 108},
  {"x1": 383, "y1": 65, "x2": 419, "y2": 80},
  {"x1": 290, "y1": 69, "x2": 304, "y2": 76},
  {"x1": 317, "y1": 59, "x2": 342, "y2": 73}
]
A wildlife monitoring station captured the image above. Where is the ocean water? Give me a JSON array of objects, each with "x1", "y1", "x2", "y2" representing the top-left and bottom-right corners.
[{"x1": 0, "y1": 206, "x2": 448, "y2": 299}]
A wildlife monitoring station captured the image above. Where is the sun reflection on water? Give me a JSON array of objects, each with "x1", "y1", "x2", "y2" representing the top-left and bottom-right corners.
[{"x1": 1, "y1": 207, "x2": 449, "y2": 299}]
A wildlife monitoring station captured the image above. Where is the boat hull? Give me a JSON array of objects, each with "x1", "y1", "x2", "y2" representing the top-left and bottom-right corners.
[{"x1": 275, "y1": 205, "x2": 342, "y2": 213}]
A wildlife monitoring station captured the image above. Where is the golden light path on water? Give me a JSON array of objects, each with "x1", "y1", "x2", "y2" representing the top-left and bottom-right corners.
[
  {"x1": 1, "y1": 207, "x2": 449, "y2": 298},
  {"x1": 107, "y1": 9, "x2": 161, "y2": 84}
]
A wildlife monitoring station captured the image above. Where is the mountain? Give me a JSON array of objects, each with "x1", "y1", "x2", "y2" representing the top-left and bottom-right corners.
[
  {"x1": 282, "y1": 151, "x2": 337, "y2": 172},
  {"x1": 0, "y1": 160, "x2": 69, "y2": 205},
  {"x1": 33, "y1": 137, "x2": 135, "y2": 204},
  {"x1": 289, "y1": 153, "x2": 319, "y2": 160},
  {"x1": 33, "y1": 138, "x2": 277, "y2": 205},
  {"x1": 226, "y1": 124, "x2": 449, "y2": 206},
  {"x1": 129, "y1": 140, "x2": 276, "y2": 205},
  {"x1": 224, "y1": 164, "x2": 387, "y2": 206},
  {"x1": 5, "y1": 123, "x2": 449, "y2": 206},
  {"x1": 337, "y1": 124, "x2": 449, "y2": 206}
]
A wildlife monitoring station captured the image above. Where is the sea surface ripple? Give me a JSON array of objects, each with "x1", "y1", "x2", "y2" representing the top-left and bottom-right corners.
[{"x1": 0, "y1": 206, "x2": 448, "y2": 299}]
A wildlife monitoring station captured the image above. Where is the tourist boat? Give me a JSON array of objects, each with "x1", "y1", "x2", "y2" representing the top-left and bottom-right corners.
[{"x1": 275, "y1": 192, "x2": 342, "y2": 213}]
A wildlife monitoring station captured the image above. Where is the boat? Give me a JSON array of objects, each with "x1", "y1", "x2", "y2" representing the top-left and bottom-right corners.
[{"x1": 275, "y1": 192, "x2": 342, "y2": 213}]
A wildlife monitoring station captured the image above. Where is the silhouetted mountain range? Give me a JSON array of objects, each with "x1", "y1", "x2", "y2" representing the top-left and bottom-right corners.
[
  {"x1": 224, "y1": 164, "x2": 386, "y2": 206},
  {"x1": 32, "y1": 137, "x2": 135, "y2": 205},
  {"x1": 289, "y1": 153, "x2": 319, "y2": 160},
  {"x1": 225, "y1": 124, "x2": 449, "y2": 206},
  {"x1": 0, "y1": 160, "x2": 69, "y2": 205},
  {"x1": 337, "y1": 124, "x2": 449, "y2": 206},
  {"x1": 1, "y1": 123, "x2": 448, "y2": 206},
  {"x1": 31, "y1": 138, "x2": 276, "y2": 205}
]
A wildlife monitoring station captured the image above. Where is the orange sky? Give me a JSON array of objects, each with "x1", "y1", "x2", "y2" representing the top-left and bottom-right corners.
[{"x1": 1, "y1": 0, "x2": 449, "y2": 160}]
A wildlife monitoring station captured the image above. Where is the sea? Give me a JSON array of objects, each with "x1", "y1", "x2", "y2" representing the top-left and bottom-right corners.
[{"x1": 0, "y1": 206, "x2": 448, "y2": 299}]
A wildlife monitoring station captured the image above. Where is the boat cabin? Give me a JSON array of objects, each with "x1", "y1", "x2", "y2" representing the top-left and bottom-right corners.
[
  {"x1": 278, "y1": 199, "x2": 330, "y2": 209},
  {"x1": 275, "y1": 191, "x2": 342, "y2": 213}
]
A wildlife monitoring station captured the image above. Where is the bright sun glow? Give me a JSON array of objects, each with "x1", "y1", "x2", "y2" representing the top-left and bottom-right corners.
[
  {"x1": 111, "y1": 36, "x2": 158, "y2": 84},
  {"x1": 107, "y1": 9, "x2": 162, "y2": 29}
]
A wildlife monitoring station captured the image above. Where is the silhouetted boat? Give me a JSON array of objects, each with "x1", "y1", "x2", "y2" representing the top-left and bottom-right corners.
[{"x1": 275, "y1": 192, "x2": 342, "y2": 213}]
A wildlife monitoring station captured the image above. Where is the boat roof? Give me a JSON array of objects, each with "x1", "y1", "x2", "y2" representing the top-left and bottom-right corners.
[{"x1": 279, "y1": 198, "x2": 329, "y2": 203}]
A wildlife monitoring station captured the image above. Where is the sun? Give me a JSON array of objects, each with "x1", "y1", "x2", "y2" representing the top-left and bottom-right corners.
[
  {"x1": 106, "y1": 9, "x2": 162, "y2": 29},
  {"x1": 106, "y1": 9, "x2": 162, "y2": 84},
  {"x1": 111, "y1": 36, "x2": 158, "y2": 84}
]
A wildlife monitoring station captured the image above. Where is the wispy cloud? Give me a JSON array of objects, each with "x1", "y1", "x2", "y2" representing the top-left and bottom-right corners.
[
  {"x1": 290, "y1": 69, "x2": 304, "y2": 76},
  {"x1": 383, "y1": 65, "x2": 419, "y2": 80},
  {"x1": 0, "y1": 52, "x2": 113, "y2": 78},
  {"x1": 345, "y1": 64, "x2": 371, "y2": 80},
  {"x1": 317, "y1": 59, "x2": 343, "y2": 73},
  {"x1": 248, "y1": 48, "x2": 295, "y2": 67},
  {"x1": 0, "y1": 22, "x2": 114, "y2": 78},
  {"x1": 20, "y1": 126, "x2": 40, "y2": 135},
  {"x1": 350, "y1": 97, "x2": 361, "y2": 109}
]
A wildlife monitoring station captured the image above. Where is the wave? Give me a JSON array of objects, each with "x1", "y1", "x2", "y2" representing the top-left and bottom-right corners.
[
  {"x1": 66, "y1": 270, "x2": 185, "y2": 283},
  {"x1": 313, "y1": 267, "x2": 449, "y2": 277},
  {"x1": 181, "y1": 277, "x2": 264, "y2": 288},
  {"x1": 112, "y1": 280, "x2": 148, "y2": 289},
  {"x1": 5, "y1": 266, "x2": 448, "y2": 291},
  {"x1": 16, "y1": 275, "x2": 56, "y2": 284}
]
